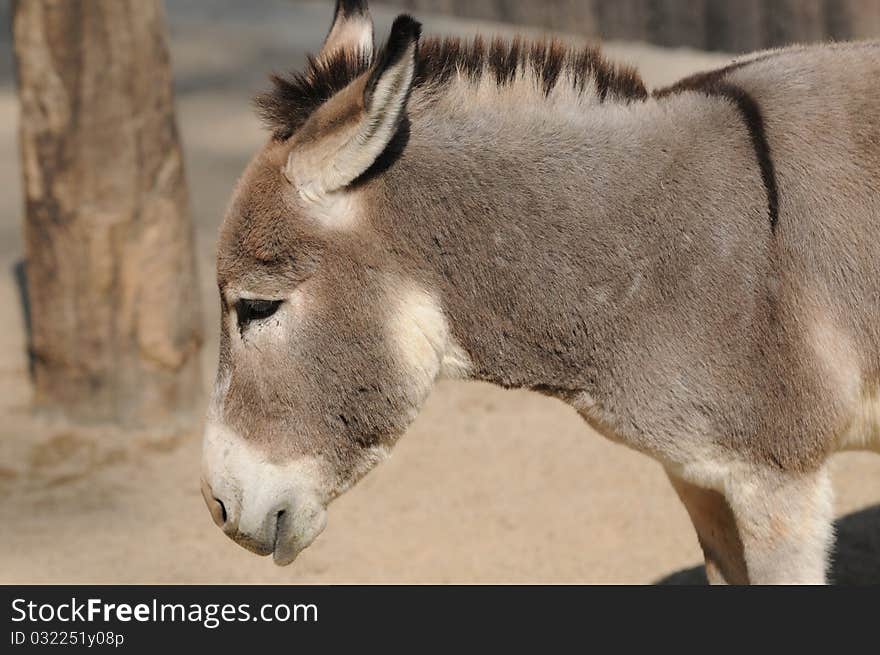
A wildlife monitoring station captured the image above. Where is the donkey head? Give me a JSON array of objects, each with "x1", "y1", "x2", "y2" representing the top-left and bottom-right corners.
[{"x1": 201, "y1": 2, "x2": 463, "y2": 565}]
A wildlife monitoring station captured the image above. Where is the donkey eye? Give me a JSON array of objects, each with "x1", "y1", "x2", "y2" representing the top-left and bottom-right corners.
[{"x1": 235, "y1": 298, "x2": 282, "y2": 330}]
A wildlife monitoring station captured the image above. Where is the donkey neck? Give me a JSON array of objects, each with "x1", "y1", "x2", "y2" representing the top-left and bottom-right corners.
[{"x1": 373, "y1": 88, "x2": 769, "y2": 400}]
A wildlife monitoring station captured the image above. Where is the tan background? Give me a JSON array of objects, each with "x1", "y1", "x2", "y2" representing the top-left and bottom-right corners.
[{"x1": 1, "y1": 0, "x2": 879, "y2": 583}]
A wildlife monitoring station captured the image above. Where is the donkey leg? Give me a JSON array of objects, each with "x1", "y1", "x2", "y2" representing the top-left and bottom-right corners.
[
  {"x1": 667, "y1": 472, "x2": 748, "y2": 584},
  {"x1": 668, "y1": 466, "x2": 833, "y2": 584},
  {"x1": 723, "y1": 466, "x2": 834, "y2": 584}
]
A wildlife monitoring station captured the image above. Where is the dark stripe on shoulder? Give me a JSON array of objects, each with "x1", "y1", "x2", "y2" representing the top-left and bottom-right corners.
[
  {"x1": 704, "y1": 81, "x2": 780, "y2": 232},
  {"x1": 655, "y1": 64, "x2": 780, "y2": 232}
]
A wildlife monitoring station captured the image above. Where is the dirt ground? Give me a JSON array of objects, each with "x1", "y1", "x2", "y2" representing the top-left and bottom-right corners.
[{"x1": 1, "y1": 0, "x2": 879, "y2": 584}]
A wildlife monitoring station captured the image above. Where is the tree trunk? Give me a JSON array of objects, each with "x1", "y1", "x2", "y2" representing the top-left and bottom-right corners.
[{"x1": 12, "y1": 0, "x2": 202, "y2": 428}]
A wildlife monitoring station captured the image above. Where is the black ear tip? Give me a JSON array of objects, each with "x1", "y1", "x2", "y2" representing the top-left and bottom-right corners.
[
  {"x1": 335, "y1": 0, "x2": 369, "y2": 18},
  {"x1": 390, "y1": 14, "x2": 422, "y2": 43}
]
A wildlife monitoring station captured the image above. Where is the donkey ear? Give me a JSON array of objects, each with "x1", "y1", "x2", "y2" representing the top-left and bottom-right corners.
[
  {"x1": 288, "y1": 15, "x2": 421, "y2": 200},
  {"x1": 320, "y1": 0, "x2": 374, "y2": 61}
]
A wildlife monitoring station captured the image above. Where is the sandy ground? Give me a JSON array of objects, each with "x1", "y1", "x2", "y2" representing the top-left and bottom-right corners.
[{"x1": 1, "y1": 0, "x2": 879, "y2": 584}]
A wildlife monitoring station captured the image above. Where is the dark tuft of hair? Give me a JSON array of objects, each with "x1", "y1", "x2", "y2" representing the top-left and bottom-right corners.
[
  {"x1": 253, "y1": 50, "x2": 371, "y2": 141},
  {"x1": 415, "y1": 36, "x2": 647, "y2": 103},
  {"x1": 255, "y1": 31, "x2": 647, "y2": 140}
]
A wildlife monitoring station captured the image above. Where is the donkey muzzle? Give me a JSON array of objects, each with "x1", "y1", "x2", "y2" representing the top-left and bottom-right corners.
[
  {"x1": 201, "y1": 421, "x2": 329, "y2": 565},
  {"x1": 201, "y1": 477, "x2": 311, "y2": 560}
]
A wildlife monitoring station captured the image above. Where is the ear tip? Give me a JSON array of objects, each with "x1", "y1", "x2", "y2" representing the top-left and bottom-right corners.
[
  {"x1": 390, "y1": 14, "x2": 422, "y2": 44},
  {"x1": 335, "y1": 0, "x2": 370, "y2": 18}
]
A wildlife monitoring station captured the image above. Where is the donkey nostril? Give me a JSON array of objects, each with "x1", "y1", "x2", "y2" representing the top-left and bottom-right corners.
[
  {"x1": 205, "y1": 495, "x2": 227, "y2": 528},
  {"x1": 200, "y1": 477, "x2": 228, "y2": 528}
]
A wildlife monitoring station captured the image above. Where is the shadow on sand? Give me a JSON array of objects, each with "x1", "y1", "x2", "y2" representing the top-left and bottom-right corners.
[{"x1": 656, "y1": 504, "x2": 880, "y2": 584}]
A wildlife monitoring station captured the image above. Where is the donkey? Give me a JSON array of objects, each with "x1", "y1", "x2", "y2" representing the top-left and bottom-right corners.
[{"x1": 201, "y1": 0, "x2": 880, "y2": 583}]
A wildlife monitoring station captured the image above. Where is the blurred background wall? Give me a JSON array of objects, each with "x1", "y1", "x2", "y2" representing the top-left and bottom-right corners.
[{"x1": 385, "y1": 0, "x2": 880, "y2": 51}]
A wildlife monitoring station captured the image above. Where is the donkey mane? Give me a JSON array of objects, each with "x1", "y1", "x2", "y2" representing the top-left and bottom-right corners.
[{"x1": 255, "y1": 33, "x2": 648, "y2": 140}]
